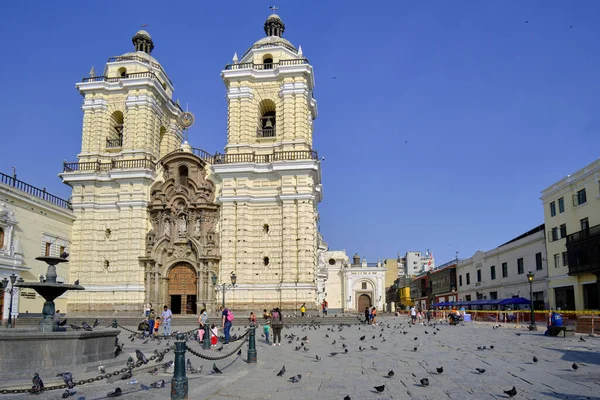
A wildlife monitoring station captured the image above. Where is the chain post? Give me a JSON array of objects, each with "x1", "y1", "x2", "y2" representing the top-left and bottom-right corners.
[
  {"x1": 112, "y1": 319, "x2": 117, "y2": 328},
  {"x1": 202, "y1": 321, "x2": 211, "y2": 350},
  {"x1": 171, "y1": 333, "x2": 188, "y2": 400},
  {"x1": 247, "y1": 324, "x2": 257, "y2": 363}
]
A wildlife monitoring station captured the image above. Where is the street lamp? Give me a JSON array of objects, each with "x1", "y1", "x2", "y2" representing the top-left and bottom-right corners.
[
  {"x1": 211, "y1": 272, "x2": 237, "y2": 309},
  {"x1": 526, "y1": 271, "x2": 537, "y2": 331},
  {"x1": 1, "y1": 274, "x2": 24, "y2": 328}
]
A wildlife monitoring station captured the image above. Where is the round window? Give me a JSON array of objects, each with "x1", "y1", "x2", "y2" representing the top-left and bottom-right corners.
[{"x1": 328, "y1": 258, "x2": 336, "y2": 265}]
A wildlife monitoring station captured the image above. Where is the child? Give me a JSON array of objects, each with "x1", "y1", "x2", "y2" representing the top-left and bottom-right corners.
[
  {"x1": 153, "y1": 317, "x2": 161, "y2": 337},
  {"x1": 263, "y1": 323, "x2": 271, "y2": 343},
  {"x1": 210, "y1": 324, "x2": 218, "y2": 346},
  {"x1": 198, "y1": 328, "x2": 205, "y2": 342},
  {"x1": 249, "y1": 312, "x2": 256, "y2": 325}
]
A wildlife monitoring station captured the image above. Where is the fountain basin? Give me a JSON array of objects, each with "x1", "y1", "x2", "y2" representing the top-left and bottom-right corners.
[{"x1": 0, "y1": 328, "x2": 120, "y2": 379}]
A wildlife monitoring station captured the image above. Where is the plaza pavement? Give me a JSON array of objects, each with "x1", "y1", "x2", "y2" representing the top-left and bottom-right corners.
[{"x1": 1, "y1": 315, "x2": 600, "y2": 400}]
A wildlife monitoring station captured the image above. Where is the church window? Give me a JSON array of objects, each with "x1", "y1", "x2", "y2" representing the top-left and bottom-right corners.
[
  {"x1": 263, "y1": 224, "x2": 269, "y2": 234},
  {"x1": 257, "y1": 99, "x2": 276, "y2": 138},
  {"x1": 328, "y1": 258, "x2": 336, "y2": 265},
  {"x1": 263, "y1": 55, "x2": 273, "y2": 69},
  {"x1": 263, "y1": 257, "x2": 270, "y2": 266},
  {"x1": 45, "y1": 242, "x2": 51, "y2": 256},
  {"x1": 361, "y1": 282, "x2": 367, "y2": 290},
  {"x1": 118, "y1": 67, "x2": 127, "y2": 77},
  {"x1": 107, "y1": 111, "x2": 124, "y2": 148},
  {"x1": 0, "y1": 228, "x2": 4, "y2": 249},
  {"x1": 178, "y1": 165, "x2": 188, "y2": 186}
]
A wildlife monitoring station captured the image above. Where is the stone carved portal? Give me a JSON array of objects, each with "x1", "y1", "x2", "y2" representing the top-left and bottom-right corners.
[{"x1": 142, "y1": 151, "x2": 221, "y2": 313}]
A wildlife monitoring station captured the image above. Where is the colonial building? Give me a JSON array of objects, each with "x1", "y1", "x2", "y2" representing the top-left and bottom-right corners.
[
  {"x1": 456, "y1": 225, "x2": 548, "y2": 308},
  {"x1": 410, "y1": 261, "x2": 457, "y2": 310},
  {"x1": 60, "y1": 14, "x2": 322, "y2": 314},
  {"x1": 541, "y1": 158, "x2": 600, "y2": 310},
  {"x1": 0, "y1": 172, "x2": 74, "y2": 321}
]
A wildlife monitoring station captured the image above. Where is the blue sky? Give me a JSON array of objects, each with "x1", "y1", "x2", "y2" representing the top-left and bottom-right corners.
[{"x1": 1, "y1": 1, "x2": 599, "y2": 265}]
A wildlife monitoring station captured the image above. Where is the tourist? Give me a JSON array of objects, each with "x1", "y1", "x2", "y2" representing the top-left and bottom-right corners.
[
  {"x1": 198, "y1": 308, "x2": 208, "y2": 341},
  {"x1": 300, "y1": 303, "x2": 306, "y2": 317},
  {"x1": 364, "y1": 306, "x2": 370, "y2": 324},
  {"x1": 544, "y1": 310, "x2": 563, "y2": 336},
  {"x1": 270, "y1": 307, "x2": 283, "y2": 346},
  {"x1": 263, "y1": 309, "x2": 270, "y2": 320},
  {"x1": 162, "y1": 305, "x2": 173, "y2": 336},
  {"x1": 263, "y1": 323, "x2": 271, "y2": 343},
  {"x1": 221, "y1": 306, "x2": 233, "y2": 345},
  {"x1": 322, "y1": 299, "x2": 328, "y2": 316},
  {"x1": 417, "y1": 310, "x2": 423, "y2": 325},
  {"x1": 426, "y1": 308, "x2": 431, "y2": 325},
  {"x1": 249, "y1": 311, "x2": 256, "y2": 325},
  {"x1": 144, "y1": 302, "x2": 152, "y2": 317},
  {"x1": 210, "y1": 324, "x2": 218, "y2": 346},
  {"x1": 410, "y1": 306, "x2": 417, "y2": 324},
  {"x1": 371, "y1": 307, "x2": 377, "y2": 325},
  {"x1": 147, "y1": 308, "x2": 156, "y2": 336},
  {"x1": 153, "y1": 317, "x2": 161, "y2": 337}
]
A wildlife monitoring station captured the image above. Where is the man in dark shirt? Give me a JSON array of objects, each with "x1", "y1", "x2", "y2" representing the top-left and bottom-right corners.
[{"x1": 221, "y1": 306, "x2": 232, "y2": 344}]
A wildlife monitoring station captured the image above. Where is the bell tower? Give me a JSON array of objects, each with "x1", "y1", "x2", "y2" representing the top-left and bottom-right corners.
[
  {"x1": 61, "y1": 30, "x2": 183, "y2": 314},
  {"x1": 213, "y1": 14, "x2": 322, "y2": 311}
]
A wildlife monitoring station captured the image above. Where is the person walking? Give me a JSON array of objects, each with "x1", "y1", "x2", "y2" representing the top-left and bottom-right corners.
[
  {"x1": 364, "y1": 306, "x2": 370, "y2": 324},
  {"x1": 410, "y1": 306, "x2": 417, "y2": 325},
  {"x1": 300, "y1": 303, "x2": 306, "y2": 317},
  {"x1": 144, "y1": 302, "x2": 152, "y2": 317},
  {"x1": 198, "y1": 308, "x2": 208, "y2": 342},
  {"x1": 321, "y1": 299, "x2": 328, "y2": 316},
  {"x1": 162, "y1": 305, "x2": 173, "y2": 336},
  {"x1": 270, "y1": 307, "x2": 283, "y2": 346},
  {"x1": 147, "y1": 308, "x2": 156, "y2": 336},
  {"x1": 371, "y1": 307, "x2": 377, "y2": 325},
  {"x1": 263, "y1": 323, "x2": 271, "y2": 343},
  {"x1": 249, "y1": 312, "x2": 256, "y2": 325},
  {"x1": 221, "y1": 306, "x2": 233, "y2": 345},
  {"x1": 262, "y1": 309, "x2": 270, "y2": 320},
  {"x1": 426, "y1": 308, "x2": 431, "y2": 325}
]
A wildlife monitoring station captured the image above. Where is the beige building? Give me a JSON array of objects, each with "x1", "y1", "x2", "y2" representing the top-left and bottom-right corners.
[
  {"x1": 0, "y1": 172, "x2": 74, "y2": 321},
  {"x1": 60, "y1": 14, "x2": 322, "y2": 314},
  {"x1": 541, "y1": 158, "x2": 600, "y2": 310},
  {"x1": 457, "y1": 225, "x2": 548, "y2": 307}
]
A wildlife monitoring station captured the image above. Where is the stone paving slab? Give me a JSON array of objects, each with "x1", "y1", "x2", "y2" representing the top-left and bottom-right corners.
[{"x1": 1, "y1": 316, "x2": 600, "y2": 399}]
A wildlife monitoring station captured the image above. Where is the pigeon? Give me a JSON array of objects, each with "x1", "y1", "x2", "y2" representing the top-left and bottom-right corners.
[
  {"x1": 436, "y1": 367, "x2": 443, "y2": 374},
  {"x1": 344, "y1": 396, "x2": 351, "y2": 400},
  {"x1": 57, "y1": 372, "x2": 74, "y2": 389},
  {"x1": 186, "y1": 359, "x2": 193, "y2": 371},
  {"x1": 213, "y1": 363, "x2": 223, "y2": 374},
  {"x1": 127, "y1": 357, "x2": 135, "y2": 368},
  {"x1": 515, "y1": 333, "x2": 521, "y2": 336},
  {"x1": 288, "y1": 374, "x2": 302, "y2": 383},
  {"x1": 580, "y1": 336, "x2": 586, "y2": 342},
  {"x1": 387, "y1": 370, "x2": 394, "y2": 378},
  {"x1": 31, "y1": 373, "x2": 44, "y2": 393},
  {"x1": 344, "y1": 348, "x2": 348, "y2": 354},
  {"x1": 216, "y1": 345, "x2": 224, "y2": 352},
  {"x1": 572, "y1": 363, "x2": 579, "y2": 371},
  {"x1": 371, "y1": 346, "x2": 378, "y2": 350},
  {"x1": 74, "y1": 279, "x2": 80, "y2": 285},
  {"x1": 359, "y1": 335, "x2": 365, "y2": 341},
  {"x1": 315, "y1": 355, "x2": 321, "y2": 361},
  {"x1": 277, "y1": 366, "x2": 286, "y2": 377},
  {"x1": 414, "y1": 337, "x2": 418, "y2": 341},
  {"x1": 98, "y1": 365, "x2": 106, "y2": 374},
  {"x1": 237, "y1": 349, "x2": 242, "y2": 356},
  {"x1": 69, "y1": 324, "x2": 81, "y2": 331},
  {"x1": 533, "y1": 356, "x2": 538, "y2": 363},
  {"x1": 81, "y1": 321, "x2": 93, "y2": 331},
  {"x1": 114, "y1": 344, "x2": 123, "y2": 357},
  {"x1": 135, "y1": 349, "x2": 148, "y2": 364},
  {"x1": 60, "y1": 251, "x2": 69, "y2": 259},
  {"x1": 61, "y1": 388, "x2": 77, "y2": 398},
  {"x1": 149, "y1": 367, "x2": 158, "y2": 375},
  {"x1": 420, "y1": 378, "x2": 429, "y2": 387},
  {"x1": 413, "y1": 347, "x2": 418, "y2": 352},
  {"x1": 93, "y1": 319, "x2": 100, "y2": 328},
  {"x1": 59, "y1": 319, "x2": 67, "y2": 326},
  {"x1": 476, "y1": 368, "x2": 486, "y2": 374},
  {"x1": 162, "y1": 361, "x2": 174, "y2": 371},
  {"x1": 490, "y1": 345, "x2": 494, "y2": 350},
  {"x1": 150, "y1": 379, "x2": 165, "y2": 388},
  {"x1": 107, "y1": 387, "x2": 122, "y2": 397},
  {"x1": 374, "y1": 385, "x2": 385, "y2": 393},
  {"x1": 330, "y1": 352, "x2": 338, "y2": 356},
  {"x1": 503, "y1": 386, "x2": 517, "y2": 398},
  {"x1": 121, "y1": 371, "x2": 132, "y2": 380}
]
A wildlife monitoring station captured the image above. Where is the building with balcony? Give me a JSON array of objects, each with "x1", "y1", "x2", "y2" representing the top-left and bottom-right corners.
[
  {"x1": 456, "y1": 224, "x2": 548, "y2": 309},
  {"x1": 542, "y1": 158, "x2": 600, "y2": 310},
  {"x1": 0, "y1": 172, "x2": 74, "y2": 322}
]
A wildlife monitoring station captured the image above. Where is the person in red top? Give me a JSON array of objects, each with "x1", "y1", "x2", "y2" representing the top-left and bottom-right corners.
[{"x1": 321, "y1": 299, "x2": 328, "y2": 316}]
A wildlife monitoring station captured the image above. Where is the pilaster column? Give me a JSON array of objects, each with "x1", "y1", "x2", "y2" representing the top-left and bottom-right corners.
[{"x1": 154, "y1": 268, "x2": 160, "y2": 305}]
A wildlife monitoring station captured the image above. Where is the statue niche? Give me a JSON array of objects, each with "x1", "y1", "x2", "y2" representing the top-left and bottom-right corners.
[{"x1": 145, "y1": 152, "x2": 220, "y2": 261}]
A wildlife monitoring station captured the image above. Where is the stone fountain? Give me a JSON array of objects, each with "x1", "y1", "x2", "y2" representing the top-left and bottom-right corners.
[{"x1": 0, "y1": 256, "x2": 121, "y2": 379}]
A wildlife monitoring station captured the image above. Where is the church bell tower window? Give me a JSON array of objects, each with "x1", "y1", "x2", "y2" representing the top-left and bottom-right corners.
[
  {"x1": 107, "y1": 111, "x2": 124, "y2": 148},
  {"x1": 263, "y1": 55, "x2": 273, "y2": 69},
  {"x1": 257, "y1": 99, "x2": 276, "y2": 138},
  {"x1": 178, "y1": 165, "x2": 189, "y2": 186}
]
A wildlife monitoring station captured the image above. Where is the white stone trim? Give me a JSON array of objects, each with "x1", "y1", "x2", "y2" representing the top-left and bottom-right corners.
[
  {"x1": 0, "y1": 184, "x2": 74, "y2": 221},
  {"x1": 82, "y1": 98, "x2": 108, "y2": 111},
  {"x1": 227, "y1": 86, "x2": 254, "y2": 100},
  {"x1": 540, "y1": 159, "x2": 600, "y2": 200},
  {"x1": 228, "y1": 283, "x2": 315, "y2": 290},
  {"x1": 239, "y1": 46, "x2": 299, "y2": 64},
  {"x1": 221, "y1": 64, "x2": 315, "y2": 90},
  {"x1": 212, "y1": 160, "x2": 319, "y2": 175},
  {"x1": 224, "y1": 140, "x2": 309, "y2": 151},
  {"x1": 126, "y1": 95, "x2": 164, "y2": 118},
  {"x1": 80, "y1": 285, "x2": 145, "y2": 292}
]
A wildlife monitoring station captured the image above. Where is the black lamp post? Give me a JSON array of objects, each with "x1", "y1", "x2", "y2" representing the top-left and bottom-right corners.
[
  {"x1": 211, "y1": 272, "x2": 237, "y2": 309},
  {"x1": 527, "y1": 271, "x2": 537, "y2": 331},
  {"x1": 1, "y1": 273, "x2": 24, "y2": 328}
]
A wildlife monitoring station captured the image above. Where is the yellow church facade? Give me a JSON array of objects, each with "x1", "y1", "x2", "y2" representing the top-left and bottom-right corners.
[{"x1": 61, "y1": 15, "x2": 322, "y2": 314}]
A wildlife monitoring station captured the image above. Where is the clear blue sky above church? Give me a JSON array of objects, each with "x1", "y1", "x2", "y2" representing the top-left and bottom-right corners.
[{"x1": 1, "y1": 1, "x2": 599, "y2": 265}]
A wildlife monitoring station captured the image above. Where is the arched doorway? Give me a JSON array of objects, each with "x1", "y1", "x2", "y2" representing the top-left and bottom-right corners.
[
  {"x1": 358, "y1": 294, "x2": 372, "y2": 311},
  {"x1": 168, "y1": 264, "x2": 197, "y2": 314}
]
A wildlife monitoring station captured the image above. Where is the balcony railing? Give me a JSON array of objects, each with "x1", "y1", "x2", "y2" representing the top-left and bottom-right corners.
[
  {"x1": 567, "y1": 224, "x2": 600, "y2": 244},
  {"x1": 224, "y1": 58, "x2": 309, "y2": 70},
  {"x1": 82, "y1": 71, "x2": 159, "y2": 83},
  {"x1": 0, "y1": 172, "x2": 71, "y2": 209},
  {"x1": 257, "y1": 128, "x2": 276, "y2": 138},
  {"x1": 107, "y1": 55, "x2": 172, "y2": 84},
  {"x1": 63, "y1": 158, "x2": 155, "y2": 173},
  {"x1": 106, "y1": 138, "x2": 123, "y2": 148}
]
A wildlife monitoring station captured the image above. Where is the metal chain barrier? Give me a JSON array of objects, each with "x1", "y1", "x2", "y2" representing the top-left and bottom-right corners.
[
  {"x1": 187, "y1": 337, "x2": 247, "y2": 361},
  {"x1": 117, "y1": 323, "x2": 198, "y2": 338},
  {"x1": 0, "y1": 347, "x2": 172, "y2": 395}
]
